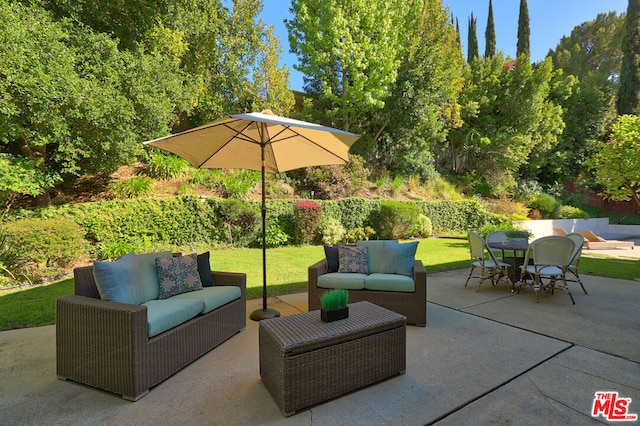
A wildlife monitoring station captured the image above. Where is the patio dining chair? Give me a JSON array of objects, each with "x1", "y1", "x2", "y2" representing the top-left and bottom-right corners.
[
  {"x1": 465, "y1": 231, "x2": 511, "y2": 292},
  {"x1": 485, "y1": 230, "x2": 508, "y2": 260},
  {"x1": 566, "y1": 232, "x2": 588, "y2": 295},
  {"x1": 518, "y1": 236, "x2": 576, "y2": 304}
]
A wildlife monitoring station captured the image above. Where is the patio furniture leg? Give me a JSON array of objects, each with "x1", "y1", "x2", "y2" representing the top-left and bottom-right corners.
[{"x1": 464, "y1": 265, "x2": 476, "y2": 287}]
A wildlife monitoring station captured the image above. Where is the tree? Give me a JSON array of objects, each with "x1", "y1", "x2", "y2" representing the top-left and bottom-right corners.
[
  {"x1": 467, "y1": 13, "x2": 479, "y2": 61},
  {"x1": 287, "y1": 0, "x2": 404, "y2": 132},
  {"x1": 588, "y1": 115, "x2": 640, "y2": 207},
  {"x1": 377, "y1": 0, "x2": 464, "y2": 178},
  {"x1": 548, "y1": 12, "x2": 624, "y2": 88},
  {"x1": 484, "y1": 0, "x2": 496, "y2": 58},
  {"x1": 618, "y1": 0, "x2": 640, "y2": 115},
  {"x1": 517, "y1": 0, "x2": 530, "y2": 57},
  {"x1": 446, "y1": 54, "x2": 564, "y2": 194}
]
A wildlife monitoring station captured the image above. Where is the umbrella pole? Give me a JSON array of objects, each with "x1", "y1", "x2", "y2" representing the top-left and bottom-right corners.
[{"x1": 250, "y1": 124, "x2": 280, "y2": 321}]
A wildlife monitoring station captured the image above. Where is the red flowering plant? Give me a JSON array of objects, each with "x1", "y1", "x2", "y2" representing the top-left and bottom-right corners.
[{"x1": 293, "y1": 201, "x2": 323, "y2": 244}]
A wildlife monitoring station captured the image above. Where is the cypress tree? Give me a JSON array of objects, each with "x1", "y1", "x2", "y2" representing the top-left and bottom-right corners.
[
  {"x1": 517, "y1": 0, "x2": 530, "y2": 57},
  {"x1": 468, "y1": 13, "x2": 478, "y2": 61},
  {"x1": 485, "y1": 0, "x2": 496, "y2": 58},
  {"x1": 618, "y1": 0, "x2": 640, "y2": 115}
]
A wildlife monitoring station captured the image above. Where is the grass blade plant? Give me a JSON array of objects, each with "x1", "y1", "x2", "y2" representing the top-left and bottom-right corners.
[{"x1": 320, "y1": 289, "x2": 349, "y2": 310}]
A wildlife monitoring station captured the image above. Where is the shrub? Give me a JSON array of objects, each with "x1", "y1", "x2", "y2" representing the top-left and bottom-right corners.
[
  {"x1": 527, "y1": 193, "x2": 561, "y2": 218},
  {"x1": 293, "y1": 201, "x2": 323, "y2": 244},
  {"x1": 559, "y1": 205, "x2": 589, "y2": 219},
  {"x1": 109, "y1": 176, "x2": 154, "y2": 198},
  {"x1": 320, "y1": 217, "x2": 345, "y2": 245},
  {"x1": 222, "y1": 170, "x2": 260, "y2": 199},
  {"x1": 215, "y1": 199, "x2": 260, "y2": 247},
  {"x1": 377, "y1": 201, "x2": 419, "y2": 239},
  {"x1": 409, "y1": 214, "x2": 433, "y2": 238},
  {"x1": 147, "y1": 151, "x2": 191, "y2": 180},
  {"x1": 289, "y1": 164, "x2": 355, "y2": 199},
  {"x1": 264, "y1": 220, "x2": 289, "y2": 248},
  {"x1": 2, "y1": 218, "x2": 89, "y2": 282},
  {"x1": 0, "y1": 227, "x2": 28, "y2": 286},
  {"x1": 343, "y1": 226, "x2": 376, "y2": 243}
]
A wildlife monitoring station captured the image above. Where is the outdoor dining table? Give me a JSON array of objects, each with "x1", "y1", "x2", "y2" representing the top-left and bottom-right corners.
[{"x1": 487, "y1": 240, "x2": 530, "y2": 285}]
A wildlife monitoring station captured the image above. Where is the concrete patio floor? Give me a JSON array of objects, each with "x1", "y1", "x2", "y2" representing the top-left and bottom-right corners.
[{"x1": 1, "y1": 268, "x2": 639, "y2": 425}]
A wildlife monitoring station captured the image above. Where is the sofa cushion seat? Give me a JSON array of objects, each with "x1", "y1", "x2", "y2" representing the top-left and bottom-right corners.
[
  {"x1": 143, "y1": 298, "x2": 204, "y2": 337},
  {"x1": 171, "y1": 286, "x2": 242, "y2": 314},
  {"x1": 364, "y1": 273, "x2": 415, "y2": 292},
  {"x1": 317, "y1": 273, "x2": 367, "y2": 290}
]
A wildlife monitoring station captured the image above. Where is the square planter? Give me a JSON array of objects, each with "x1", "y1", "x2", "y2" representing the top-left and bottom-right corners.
[{"x1": 321, "y1": 306, "x2": 349, "y2": 322}]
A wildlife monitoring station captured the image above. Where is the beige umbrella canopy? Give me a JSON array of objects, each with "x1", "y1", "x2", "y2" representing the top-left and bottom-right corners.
[{"x1": 144, "y1": 110, "x2": 360, "y2": 320}]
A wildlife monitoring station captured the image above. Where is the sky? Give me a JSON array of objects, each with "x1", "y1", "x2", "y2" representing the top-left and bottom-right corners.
[{"x1": 259, "y1": 0, "x2": 628, "y2": 92}]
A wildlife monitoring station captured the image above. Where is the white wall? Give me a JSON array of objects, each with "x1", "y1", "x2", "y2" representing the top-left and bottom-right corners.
[{"x1": 516, "y1": 218, "x2": 610, "y2": 239}]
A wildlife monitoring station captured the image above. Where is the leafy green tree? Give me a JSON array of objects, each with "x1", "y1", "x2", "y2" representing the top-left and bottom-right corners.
[
  {"x1": 0, "y1": 155, "x2": 44, "y2": 219},
  {"x1": 377, "y1": 0, "x2": 464, "y2": 178},
  {"x1": 548, "y1": 12, "x2": 624, "y2": 89},
  {"x1": 447, "y1": 54, "x2": 563, "y2": 194},
  {"x1": 618, "y1": 0, "x2": 640, "y2": 115},
  {"x1": 484, "y1": 0, "x2": 496, "y2": 58},
  {"x1": 467, "y1": 13, "x2": 479, "y2": 61},
  {"x1": 588, "y1": 114, "x2": 640, "y2": 207},
  {"x1": 0, "y1": 1, "x2": 186, "y2": 205},
  {"x1": 287, "y1": 0, "x2": 403, "y2": 132},
  {"x1": 516, "y1": 0, "x2": 530, "y2": 57}
]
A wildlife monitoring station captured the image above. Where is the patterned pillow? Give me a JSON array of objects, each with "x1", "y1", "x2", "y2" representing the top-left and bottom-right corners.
[
  {"x1": 338, "y1": 246, "x2": 369, "y2": 274},
  {"x1": 156, "y1": 254, "x2": 203, "y2": 299}
]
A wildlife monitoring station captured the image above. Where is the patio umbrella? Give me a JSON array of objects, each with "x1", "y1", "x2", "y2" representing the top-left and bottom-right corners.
[{"x1": 144, "y1": 110, "x2": 360, "y2": 320}]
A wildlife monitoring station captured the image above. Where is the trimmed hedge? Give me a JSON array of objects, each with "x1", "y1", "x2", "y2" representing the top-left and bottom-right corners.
[{"x1": 3, "y1": 196, "x2": 501, "y2": 283}]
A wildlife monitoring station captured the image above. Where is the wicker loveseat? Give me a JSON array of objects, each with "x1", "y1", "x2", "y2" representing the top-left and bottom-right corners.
[
  {"x1": 308, "y1": 240, "x2": 427, "y2": 326},
  {"x1": 56, "y1": 252, "x2": 246, "y2": 401}
]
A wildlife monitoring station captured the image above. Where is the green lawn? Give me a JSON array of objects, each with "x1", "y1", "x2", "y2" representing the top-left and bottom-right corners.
[{"x1": 1, "y1": 237, "x2": 637, "y2": 331}]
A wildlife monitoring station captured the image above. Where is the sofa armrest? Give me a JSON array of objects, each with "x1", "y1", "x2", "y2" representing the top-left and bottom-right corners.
[
  {"x1": 413, "y1": 259, "x2": 427, "y2": 301},
  {"x1": 211, "y1": 271, "x2": 247, "y2": 301},
  {"x1": 308, "y1": 259, "x2": 327, "y2": 289},
  {"x1": 56, "y1": 295, "x2": 150, "y2": 398}
]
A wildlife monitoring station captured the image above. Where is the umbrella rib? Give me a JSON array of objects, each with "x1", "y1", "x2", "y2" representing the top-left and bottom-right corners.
[{"x1": 269, "y1": 126, "x2": 350, "y2": 166}]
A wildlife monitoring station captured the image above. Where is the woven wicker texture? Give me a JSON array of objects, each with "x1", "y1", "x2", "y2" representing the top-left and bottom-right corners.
[{"x1": 259, "y1": 301, "x2": 406, "y2": 415}]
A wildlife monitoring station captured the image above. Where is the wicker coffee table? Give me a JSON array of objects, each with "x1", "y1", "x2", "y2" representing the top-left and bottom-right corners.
[{"x1": 258, "y1": 301, "x2": 407, "y2": 416}]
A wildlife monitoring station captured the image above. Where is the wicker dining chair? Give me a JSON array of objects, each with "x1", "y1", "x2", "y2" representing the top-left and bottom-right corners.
[
  {"x1": 519, "y1": 236, "x2": 576, "y2": 304},
  {"x1": 465, "y1": 231, "x2": 511, "y2": 292},
  {"x1": 566, "y1": 232, "x2": 588, "y2": 295}
]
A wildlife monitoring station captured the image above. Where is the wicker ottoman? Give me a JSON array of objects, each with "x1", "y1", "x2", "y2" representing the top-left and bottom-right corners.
[{"x1": 259, "y1": 301, "x2": 406, "y2": 416}]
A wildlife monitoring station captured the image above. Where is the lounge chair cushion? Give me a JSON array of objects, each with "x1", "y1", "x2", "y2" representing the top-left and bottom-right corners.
[
  {"x1": 156, "y1": 254, "x2": 203, "y2": 299},
  {"x1": 380, "y1": 241, "x2": 418, "y2": 276},
  {"x1": 93, "y1": 252, "x2": 146, "y2": 305},
  {"x1": 143, "y1": 297, "x2": 204, "y2": 337},
  {"x1": 317, "y1": 273, "x2": 367, "y2": 290},
  {"x1": 136, "y1": 251, "x2": 173, "y2": 301},
  {"x1": 171, "y1": 286, "x2": 242, "y2": 314},
  {"x1": 338, "y1": 246, "x2": 369, "y2": 274},
  {"x1": 364, "y1": 273, "x2": 415, "y2": 292}
]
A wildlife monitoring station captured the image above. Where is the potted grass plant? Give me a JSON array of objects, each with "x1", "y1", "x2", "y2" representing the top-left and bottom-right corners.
[
  {"x1": 505, "y1": 229, "x2": 532, "y2": 245},
  {"x1": 320, "y1": 289, "x2": 349, "y2": 322}
]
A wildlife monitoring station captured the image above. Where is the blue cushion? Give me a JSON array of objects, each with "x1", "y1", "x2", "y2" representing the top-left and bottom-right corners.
[
  {"x1": 317, "y1": 273, "x2": 367, "y2": 290},
  {"x1": 197, "y1": 251, "x2": 215, "y2": 287},
  {"x1": 143, "y1": 298, "x2": 204, "y2": 337},
  {"x1": 93, "y1": 252, "x2": 145, "y2": 304},
  {"x1": 338, "y1": 246, "x2": 369, "y2": 274},
  {"x1": 365, "y1": 273, "x2": 415, "y2": 292},
  {"x1": 156, "y1": 254, "x2": 203, "y2": 299},
  {"x1": 171, "y1": 286, "x2": 241, "y2": 314},
  {"x1": 380, "y1": 241, "x2": 418, "y2": 276},
  {"x1": 136, "y1": 251, "x2": 173, "y2": 301},
  {"x1": 357, "y1": 240, "x2": 397, "y2": 274}
]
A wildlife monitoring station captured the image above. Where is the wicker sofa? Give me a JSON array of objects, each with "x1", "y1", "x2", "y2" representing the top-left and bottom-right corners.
[
  {"x1": 308, "y1": 241, "x2": 427, "y2": 326},
  {"x1": 56, "y1": 252, "x2": 246, "y2": 401}
]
